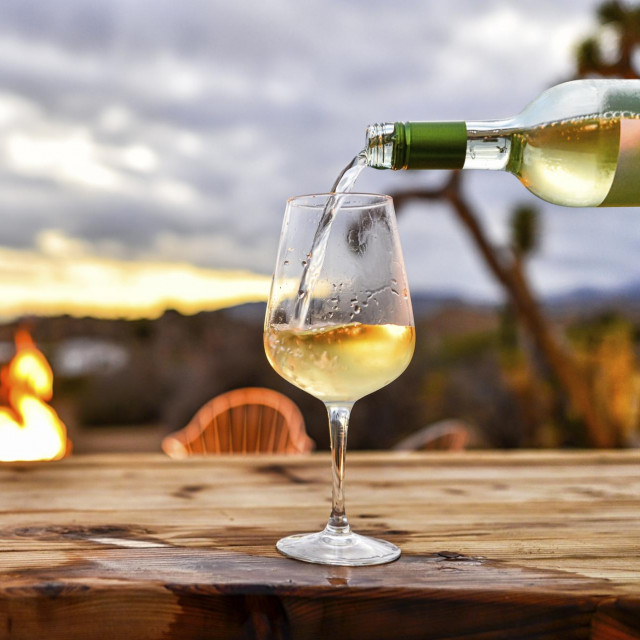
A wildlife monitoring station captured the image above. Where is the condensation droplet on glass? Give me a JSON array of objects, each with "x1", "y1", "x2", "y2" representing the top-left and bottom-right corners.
[
  {"x1": 301, "y1": 260, "x2": 307, "y2": 267},
  {"x1": 391, "y1": 288, "x2": 399, "y2": 296},
  {"x1": 353, "y1": 305, "x2": 361, "y2": 314},
  {"x1": 283, "y1": 260, "x2": 289, "y2": 265}
]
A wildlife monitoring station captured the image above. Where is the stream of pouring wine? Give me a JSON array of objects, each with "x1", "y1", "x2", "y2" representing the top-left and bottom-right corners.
[{"x1": 293, "y1": 151, "x2": 367, "y2": 326}]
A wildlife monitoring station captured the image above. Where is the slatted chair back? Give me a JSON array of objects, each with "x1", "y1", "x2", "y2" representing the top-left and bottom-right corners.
[
  {"x1": 162, "y1": 387, "x2": 314, "y2": 457},
  {"x1": 392, "y1": 420, "x2": 471, "y2": 452}
]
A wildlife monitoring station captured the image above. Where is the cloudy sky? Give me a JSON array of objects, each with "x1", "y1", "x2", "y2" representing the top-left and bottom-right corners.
[{"x1": 0, "y1": 0, "x2": 634, "y2": 317}]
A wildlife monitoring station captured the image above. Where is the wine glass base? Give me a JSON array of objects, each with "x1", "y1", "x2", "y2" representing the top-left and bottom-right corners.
[{"x1": 276, "y1": 526, "x2": 401, "y2": 566}]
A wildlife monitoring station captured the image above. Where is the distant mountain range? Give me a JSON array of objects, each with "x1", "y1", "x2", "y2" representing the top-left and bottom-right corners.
[
  {"x1": 411, "y1": 285, "x2": 640, "y2": 316},
  {"x1": 227, "y1": 284, "x2": 640, "y2": 324},
  {"x1": 545, "y1": 283, "x2": 640, "y2": 308}
]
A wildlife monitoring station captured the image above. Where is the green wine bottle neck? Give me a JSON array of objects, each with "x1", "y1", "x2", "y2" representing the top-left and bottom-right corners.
[
  {"x1": 392, "y1": 121, "x2": 468, "y2": 169},
  {"x1": 366, "y1": 120, "x2": 515, "y2": 171}
]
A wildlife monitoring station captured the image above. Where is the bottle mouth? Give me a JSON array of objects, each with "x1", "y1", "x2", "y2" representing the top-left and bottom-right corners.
[{"x1": 365, "y1": 123, "x2": 396, "y2": 169}]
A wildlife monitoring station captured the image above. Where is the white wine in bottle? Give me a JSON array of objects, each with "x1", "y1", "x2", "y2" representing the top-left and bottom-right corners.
[{"x1": 365, "y1": 80, "x2": 640, "y2": 207}]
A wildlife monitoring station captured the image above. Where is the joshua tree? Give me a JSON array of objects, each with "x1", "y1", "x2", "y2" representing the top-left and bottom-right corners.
[
  {"x1": 392, "y1": 1, "x2": 640, "y2": 447},
  {"x1": 393, "y1": 175, "x2": 620, "y2": 447},
  {"x1": 576, "y1": 1, "x2": 640, "y2": 78}
]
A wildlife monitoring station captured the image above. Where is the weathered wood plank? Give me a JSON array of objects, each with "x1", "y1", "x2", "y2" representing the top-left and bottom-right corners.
[
  {"x1": 0, "y1": 547, "x2": 623, "y2": 639},
  {"x1": 0, "y1": 587, "x2": 608, "y2": 640},
  {"x1": 1, "y1": 453, "x2": 639, "y2": 513},
  {"x1": 0, "y1": 452, "x2": 639, "y2": 639},
  {"x1": 593, "y1": 598, "x2": 640, "y2": 640}
]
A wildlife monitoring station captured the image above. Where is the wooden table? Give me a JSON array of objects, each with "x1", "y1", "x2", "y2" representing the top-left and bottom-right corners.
[{"x1": 1, "y1": 451, "x2": 639, "y2": 639}]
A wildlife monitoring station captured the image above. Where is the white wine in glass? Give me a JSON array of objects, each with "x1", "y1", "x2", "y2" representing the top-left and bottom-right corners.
[{"x1": 264, "y1": 193, "x2": 415, "y2": 566}]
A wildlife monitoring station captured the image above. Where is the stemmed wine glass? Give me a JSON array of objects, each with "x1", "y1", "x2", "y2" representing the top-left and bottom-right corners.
[{"x1": 264, "y1": 193, "x2": 415, "y2": 566}]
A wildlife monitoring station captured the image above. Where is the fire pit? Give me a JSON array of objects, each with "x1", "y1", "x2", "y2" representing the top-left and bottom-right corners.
[{"x1": 0, "y1": 329, "x2": 70, "y2": 461}]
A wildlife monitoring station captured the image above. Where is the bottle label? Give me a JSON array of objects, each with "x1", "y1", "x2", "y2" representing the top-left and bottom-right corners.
[{"x1": 601, "y1": 118, "x2": 640, "y2": 206}]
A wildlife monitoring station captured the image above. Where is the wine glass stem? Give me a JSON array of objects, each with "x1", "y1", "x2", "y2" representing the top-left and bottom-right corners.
[{"x1": 326, "y1": 403, "x2": 353, "y2": 532}]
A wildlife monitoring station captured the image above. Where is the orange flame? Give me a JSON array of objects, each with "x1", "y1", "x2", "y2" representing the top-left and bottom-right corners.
[{"x1": 0, "y1": 329, "x2": 69, "y2": 462}]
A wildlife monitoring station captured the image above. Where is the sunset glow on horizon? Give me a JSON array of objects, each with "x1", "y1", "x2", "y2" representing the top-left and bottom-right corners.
[{"x1": 0, "y1": 236, "x2": 271, "y2": 320}]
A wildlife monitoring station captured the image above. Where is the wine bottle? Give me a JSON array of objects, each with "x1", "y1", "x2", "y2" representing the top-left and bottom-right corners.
[{"x1": 365, "y1": 79, "x2": 640, "y2": 207}]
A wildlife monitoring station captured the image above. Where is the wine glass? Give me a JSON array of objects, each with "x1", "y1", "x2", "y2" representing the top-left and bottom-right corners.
[{"x1": 264, "y1": 193, "x2": 415, "y2": 566}]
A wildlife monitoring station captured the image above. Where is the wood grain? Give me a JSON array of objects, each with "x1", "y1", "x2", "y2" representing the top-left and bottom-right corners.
[{"x1": 0, "y1": 451, "x2": 639, "y2": 639}]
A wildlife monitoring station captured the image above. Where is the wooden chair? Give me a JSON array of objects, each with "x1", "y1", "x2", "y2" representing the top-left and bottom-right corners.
[
  {"x1": 392, "y1": 420, "x2": 471, "y2": 452},
  {"x1": 161, "y1": 387, "x2": 314, "y2": 457}
]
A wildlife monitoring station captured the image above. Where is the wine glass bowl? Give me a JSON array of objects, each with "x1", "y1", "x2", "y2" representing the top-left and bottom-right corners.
[{"x1": 264, "y1": 193, "x2": 414, "y2": 566}]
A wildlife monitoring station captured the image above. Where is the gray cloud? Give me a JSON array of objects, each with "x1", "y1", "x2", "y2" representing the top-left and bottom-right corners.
[{"x1": 0, "y1": 0, "x2": 625, "y2": 300}]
